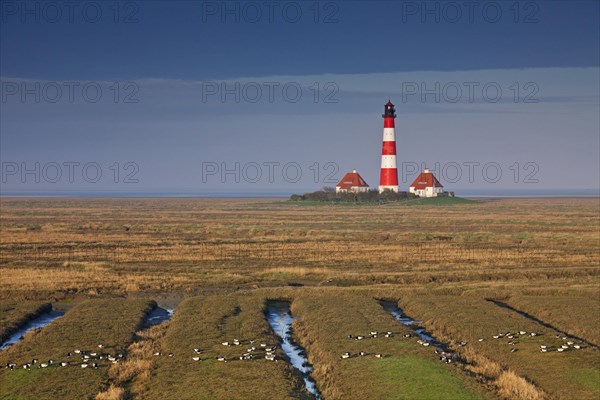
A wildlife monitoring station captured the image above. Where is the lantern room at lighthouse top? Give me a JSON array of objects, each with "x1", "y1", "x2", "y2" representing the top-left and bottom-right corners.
[{"x1": 383, "y1": 100, "x2": 396, "y2": 118}]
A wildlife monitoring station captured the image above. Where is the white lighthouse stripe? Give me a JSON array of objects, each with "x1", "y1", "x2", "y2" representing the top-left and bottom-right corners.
[
  {"x1": 382, "y1": 128, "x2": 395, "y2": 142},
  {"x1": 380, "y1": 155, "x2": 397, "y2": 168}
]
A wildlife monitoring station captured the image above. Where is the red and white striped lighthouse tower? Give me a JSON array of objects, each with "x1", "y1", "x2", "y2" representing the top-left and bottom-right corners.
[{"x1": 379, "y1": 100, "x2": 399, "y2": 193}]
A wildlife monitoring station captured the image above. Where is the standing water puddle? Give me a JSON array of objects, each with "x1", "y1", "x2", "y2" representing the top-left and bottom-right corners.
[
  {"x1": 379, "y1": 300, "x2": 444, "y2": 348},
  {"x1": 143, "y1": 307, "x2": 174, "y2": 328},
  {"x1": 265, "y1": 301, "x2": 321, "y2": 400},
  {"x1": 1, "y1": 310, "x2": 64, "y2": 350}
]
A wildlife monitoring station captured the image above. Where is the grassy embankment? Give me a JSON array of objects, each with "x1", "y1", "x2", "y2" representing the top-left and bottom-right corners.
[
  {"x1": 0, "y1": 299, "x2": 155, "y2": 400},
  {"x1": 398, "y1": 292, "x2": 600, "y2": 400},
  {"x1": 143, "y1": 293, "x2": 310, "y2": 400},
  {"x1": 287, "y1": 289, "x2": 495, "y2": 400},
  {"x1": 0, "y1": 302, "x2": 52, "y2": 344}
]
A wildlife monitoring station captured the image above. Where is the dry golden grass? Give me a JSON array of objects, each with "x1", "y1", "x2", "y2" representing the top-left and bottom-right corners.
[
  {"x1": 462, "y1": 347, "x2": 546, "y2": 400},
  {"x1": 96, "y1": 384, "x2": 126, "y2": 400},
  {"x1": 1, "y1": 197, "x2": 598, "y2": 296},
  {"x1": 462, "y1": 347, "x2": 503, "y2": 380},
  {"x1": 496, "y1": 370, "x2": 546, "y2": 400},
  {"x1": 113, "y1": 358, "x2": 150, "y2": 385},
  {"x1": 103, "y1": 323, "x2": 168, "y2": 398}
]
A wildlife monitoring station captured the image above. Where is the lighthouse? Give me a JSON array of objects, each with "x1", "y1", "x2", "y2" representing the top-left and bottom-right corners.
[{"x1": 379, "y1": 100, "x2": 399, "y2": 193}]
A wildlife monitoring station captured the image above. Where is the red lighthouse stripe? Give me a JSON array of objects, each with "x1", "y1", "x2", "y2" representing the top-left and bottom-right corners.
[
  {"x1": 380, "y1": 168, "x2": 398, "y2": 186},
  {"x1": 383, "y1": 117, "x2": 395, "y2": 128},
  {"x1": 382, "y1": 141, "x2": 396, "y2": 155}
]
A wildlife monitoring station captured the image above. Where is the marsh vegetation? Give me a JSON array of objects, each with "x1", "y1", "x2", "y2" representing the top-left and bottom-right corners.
[{"x1": 0, "y1": 197, "x2": 598, "y2": 399}]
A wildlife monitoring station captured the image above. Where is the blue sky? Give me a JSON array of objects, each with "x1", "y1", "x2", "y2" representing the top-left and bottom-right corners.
[{"x1": 1, "y1": 0, "x2": 599, "y2": 195}]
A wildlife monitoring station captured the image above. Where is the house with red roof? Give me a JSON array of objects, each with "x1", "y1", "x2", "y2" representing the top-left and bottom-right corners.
[
  {"x1": 409, "y1": 168, "x2": 443, "y2": 197},
  {"x1": 336, "y1": 169, "x2": 370, "y2": 193}
]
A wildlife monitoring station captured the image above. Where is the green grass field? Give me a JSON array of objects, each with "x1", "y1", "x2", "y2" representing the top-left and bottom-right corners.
[{"x1": 372, "y1": 355, "x2": 485, "y2": 400}]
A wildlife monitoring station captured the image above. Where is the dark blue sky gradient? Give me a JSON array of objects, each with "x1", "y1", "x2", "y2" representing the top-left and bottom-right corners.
[{"x1": 1, "y1": 1, "x2": 599, "y2": 80}]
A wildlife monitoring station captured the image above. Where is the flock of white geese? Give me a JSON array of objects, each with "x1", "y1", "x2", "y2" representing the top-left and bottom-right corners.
[
  {"x1": 4, "y1": 338, "x2": 280, "y2": 371},
  {"x1": 171, "y1": 338, "x2": 282, "y2": 363},
  {"x1": 337, "y1": 328, "x2": 590, "y2": 364},
  {"x1": 5, "y1": 344, "x2": 123, "y2": 370},
  {"x1": 485, "y1": 330, "x2": 588, "y2": 353},
  {"x1": 341, "y1": 330, "x2": 457, "y2": 363},
  {"x1": 3, "y1": 328, "x2": 591, "y2": 372}
]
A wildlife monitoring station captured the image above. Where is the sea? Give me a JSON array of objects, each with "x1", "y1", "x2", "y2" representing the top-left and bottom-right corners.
[{"x1": 0, "y1": 188, "x2": 598, "y2": 198}]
